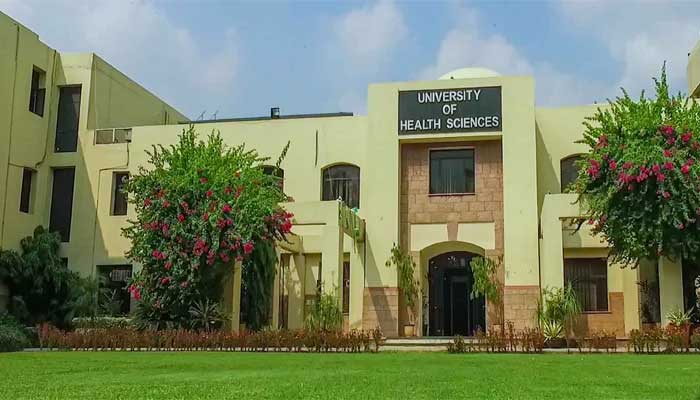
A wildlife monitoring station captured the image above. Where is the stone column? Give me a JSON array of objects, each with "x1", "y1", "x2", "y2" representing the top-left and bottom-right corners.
[
  {"x1": 321, "y1": 224, "x2": 344, "y2": 301},
  {"x1": 287, "y1": 253, "x2": 306, "y2": 330},
  {"x1": 659, "y1": 257, "x2": 684, "y2": 324},
  {"x1": 222, "y1": 262, "x2": 243, "y2": 332}
]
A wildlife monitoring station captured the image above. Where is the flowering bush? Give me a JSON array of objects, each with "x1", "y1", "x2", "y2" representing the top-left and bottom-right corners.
[
  {"x1": 574, "y1": 68, "x2": 700, "y2": 265},
  {"x1": 122, "y1": 127, "x2": 293, "y2": 328}
]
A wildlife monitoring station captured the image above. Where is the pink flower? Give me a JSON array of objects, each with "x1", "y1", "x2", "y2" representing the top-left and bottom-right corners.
[
  {"x1": 177, "y1": 214, "x2": 186, "y2": 223},
  {"x1": 608, "y1": 160, "x2": 617, "y2": 171},
  {"x1": 224, "y1": 187, "x2": 232, "y2": 194},
  {"x1": 623, "y1": 162, "x2": 633, "y2": 170},
  {"x1": 664, "y1": 162, "x2": 674, "y2": 171},
  {"x1": 657, "y1": 173, "x2": 666, "y2": 182},
  {"x1": 162, "y1": 200, "x2": 170, "y2": 208},
  {"x1": 596, "y1": 135, "x2": 608, "y2": 149},
  {"x1": 682, "y1": 132, "x2": 692, "y2": 144},
  {"x1": 157, "y1": 189, "x2": 165, "y2": 198},
  {"x1": 164, "y1": 261, "x2": 172, "y2": 270},
  {"x1": 663, "y1": 191, "x2": 671, "y2": 199},
  {"x1": 144, "y1": 198, "x2": 152, "y2": 207},
  {"x1": 202, "y1": 213, "x2": 209, "y2": 221},
  {"x1": 664, "y1": 149, "x2": 673, "y2": 157},
  {"x1": 180, "y1": 281, "x2": 189, "y2": 289},
  {"x1": 652, "y1": 164, "x2": 661, "y2": 174},
  {"x1": 682, "y1": 165, "x2": 691, "y2": 175},
  {"x1": 206, "y1": 190, "x2": 213, "y2": 198},
  {"x1": 679, "y1": 223, "x2": 685, "y2": 230},
  {"x1": 217, "y1": 219, "x2": 227, "y2": 229},
  {"x1": 160, "y1": 277, "x2": 171, "y2": 285},
  {"x1": 222, "y1": 204, "x2": 232, "y2": 213},
  {"x1": 128, "y1": 285, "x2": 141, "y2": 301},
  {"x1": 661, "y1": 125, "x2": 675, "y2": 136},
  {"x1": 161, "y1": 224, "x2": 170, "y2": 237},
  {"x1": 220, "y1": 252, "x2": 230, "y2": 263},
  {"x1": 243, "y1": 241, "x2": 254, "y2": 254},
  {"x1": 200, "y1": 177, "x2": 208, "y2": 184}
]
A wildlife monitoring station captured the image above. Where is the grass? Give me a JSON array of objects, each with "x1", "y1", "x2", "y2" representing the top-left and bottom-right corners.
[{"x1": 0, "y1": 352, "x2": 699, "y2": 399}]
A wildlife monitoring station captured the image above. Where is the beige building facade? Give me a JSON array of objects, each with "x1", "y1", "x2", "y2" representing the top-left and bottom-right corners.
[{"x1": 2, "y1": 11, "x2": 700, "y2": 337}]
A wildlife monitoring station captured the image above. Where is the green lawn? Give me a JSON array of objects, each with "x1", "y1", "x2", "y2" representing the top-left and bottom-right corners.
[{"x1": 0, "y1": 352, "x2": 698, "y2": 399}]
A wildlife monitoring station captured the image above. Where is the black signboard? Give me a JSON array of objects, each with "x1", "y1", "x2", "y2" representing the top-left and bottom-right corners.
[{"x1": 398, "y1": 86, "x2": 502, "y2": 134}]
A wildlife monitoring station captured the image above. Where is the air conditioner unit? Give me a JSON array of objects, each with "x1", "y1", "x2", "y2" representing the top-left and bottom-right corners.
[{"x1": 124, "y1": 129, "x2": 132, "y2": 143}]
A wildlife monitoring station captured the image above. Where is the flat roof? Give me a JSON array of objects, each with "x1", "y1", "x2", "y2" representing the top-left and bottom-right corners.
[{"x1": 182, "y1": 112, "x2": 354, "y2": 124}]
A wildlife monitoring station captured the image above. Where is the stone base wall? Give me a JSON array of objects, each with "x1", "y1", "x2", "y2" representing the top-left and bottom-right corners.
[
  {"x1": 362, "y1": 287, "x2": 399, "y2": 337},
  {"x1": 503, "y1": 285, "x2": 540, "y2": 330},
  {"x1": 578, "y1": 292, "x2": 625, "y2": 337}
]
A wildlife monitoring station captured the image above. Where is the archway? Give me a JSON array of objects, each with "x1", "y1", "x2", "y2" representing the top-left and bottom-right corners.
[{"x1": 426, "y1": 251, "x2": 485, "y2": 336}]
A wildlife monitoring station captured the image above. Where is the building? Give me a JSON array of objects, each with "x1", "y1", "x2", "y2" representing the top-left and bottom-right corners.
[{"x1": 2, "y1": 11, "x2": 700, "y2": 337}]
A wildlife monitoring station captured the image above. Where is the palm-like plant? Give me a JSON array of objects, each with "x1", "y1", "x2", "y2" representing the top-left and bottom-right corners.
[{"x1": 189, "y1": 300, "x2": 227, "y2": 332}]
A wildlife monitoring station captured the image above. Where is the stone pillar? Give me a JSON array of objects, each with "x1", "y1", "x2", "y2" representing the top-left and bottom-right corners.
[
  {"x1": 271, "y1": 253, "x2": 281, "y2": 330},
  {"x1": 321, "y1": 224, "x2": 344, "y2": 300},
  {"x1": 659, "y1": 257, "x2": 684, "y2": 325},
  {"x1": 622, "y1": 266, "x2": 641, "y2": 334},
  {"x1": 222, "y1": 262, "x2": 242, "y2": 332},
  {"x1": 287, "y1": 253, "x2": 306, "y2": 330},
  {"x1": 349, "y1": 242, "x2": 365, "y2": 330}
]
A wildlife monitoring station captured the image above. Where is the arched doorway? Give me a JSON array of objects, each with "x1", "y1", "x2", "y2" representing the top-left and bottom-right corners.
[{"x1": 427, "y1": 251, "x2": 485, "y2": 336}]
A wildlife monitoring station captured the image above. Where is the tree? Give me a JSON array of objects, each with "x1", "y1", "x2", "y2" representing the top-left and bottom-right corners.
[
  {"x1": 573, "y1": 67, "x2": 700, "y2": 266},
  {"x1": 122, "y1": 126, "x2": 293, "y2": 329},
  {"x1": 0, "y1": 226, "x2": 80, "y2": 328}
]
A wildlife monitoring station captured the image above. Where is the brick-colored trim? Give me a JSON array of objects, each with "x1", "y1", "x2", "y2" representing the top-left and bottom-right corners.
[{"x1": 362, "y1": 287, "x2": 399, "y2": 337}]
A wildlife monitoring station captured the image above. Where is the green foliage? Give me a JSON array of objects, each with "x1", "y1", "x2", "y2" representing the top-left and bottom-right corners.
[
  {"x1": 0, "y1": 313, "x2": 29, "y2": 352},
  {"x1": 385, "y1": 243, "x2": 419, "y2": 310},
  {"x1": 122, "y1": 126, "x2": 292, "y2": 329},
  {"x1": 573, "y1": 66, "x2": 700, "y2": 265},
  {"x1": 536, "y1": 284, "x2": 581, "y2": 336},
  {"x1": 469, "y1": 256, "x2": 502, "y2": 303},
  {"x1": 72, "y1": 276, "x2": 124, "y2": 319},
  {"x1": 0, "y1": 226, "x2": 80, "y2": 328},
  {"x1": 242, "y1": 241, "x2": 277, "y2": 331},
  {"x1": 188, "y1": 300, "x2": 227, "y2": 332},
  {"x1": 541, "y1": 320, "x2": 564, "y2": 341},
  {"x1": 71, "y1": 317, "x2": 132, "y2": 330},
  {"x1": 305, "y1": 291, "x2": 343, "y2": 332},
  {"x1": 666, "y1": 307, "x2": 693, "y2": 326}
]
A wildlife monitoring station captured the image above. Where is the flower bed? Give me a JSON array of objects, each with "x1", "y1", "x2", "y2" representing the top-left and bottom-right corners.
[
  {"x1": 447, "y1": 327, "x2": 545, "y2": 353},
  {"x1": 37, "y1": 325, "x2": 384, "y2": 353}
]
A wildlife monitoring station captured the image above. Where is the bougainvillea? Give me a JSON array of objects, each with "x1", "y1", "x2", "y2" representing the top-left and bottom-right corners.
[
  {"x1": 573, "y1": 67, "x2": 700, "y2": 265},
  {"x1": 122, "y1": 127, "x2": 293, "y2": 328}
]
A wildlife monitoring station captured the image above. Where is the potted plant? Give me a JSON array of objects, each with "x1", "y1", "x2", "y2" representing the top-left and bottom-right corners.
[
  {"x1": 537, "y1": 284, "x2": 581, "y2": 348},
  {"x1": 386, "y1": 244, "x2": 419, "y2": 337},
  {"x1": 666, "y1": 307, "x2": 693, "y2": 349},
  {"x1": 469, "y1": 256, "x2": 503, "y2": 333}
]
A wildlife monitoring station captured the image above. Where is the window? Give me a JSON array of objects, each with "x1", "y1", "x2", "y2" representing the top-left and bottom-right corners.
[
  {"x1": 19, "y1": 168, "x2": 35, "y2": 213},
  {"x1": 112, "y1": 172, "x2": 129, "y2": 216},
  {"x1": 560, "y1": 155, "x2": 582, "y2": 192},
  {"x1": 95, "y1": 128, "x2": 132, "y2": 145},
  {"x1": 564, "y1": 258, "x2": 608, "y2": 312},
  {"x1": 28, "y1": 67, "x2": 46, "y2": 116},
  {"x1": 55, "y1": 86, "x2": 81, "y2": 153},
  {"x1": 49, "y1": 167, "x2": 76, "y2": 242},
  {"x1": 342, "y1": 261, "x2": 350, "y2": 315},
  {"x1": 322, "y1": 164, "x2": 360, "y2": 208},
  {"x1": 97, "y1": 265, "x2": 133, "y2": 315},
  {"x1": 262, "y1": 165, "x2": 284, "y2": 191},
  {"x1": 429, "y1": 149, "x2": 475, "y2": 194}
]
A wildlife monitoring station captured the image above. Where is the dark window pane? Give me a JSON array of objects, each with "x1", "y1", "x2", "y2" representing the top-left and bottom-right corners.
[
  {"x1": 342, "y1": 261, "x2": 350, "y2": 315},
  {"x1": 560, "y1": 155, "x2": 582, "y2": 192},
  {"x1": 429, "y1": 149, "x2": 475, "y2": 194},
  {"x1": 29, "y1": 68, "x2": 45, "y2": 116},
  {"x1": 322, "y1": 164, "x2": 360, "y2": 208},
  {"x1": 49, "y1": 167, "x2": 75, "y2": 242},
  {"x1": 55, "y1": 86, "x2": 81, "y2": 153},
  {"x1": 19, "y1": 168, "x2": 34, "y2": 213},
  {"x1": 97, "y1": 265, "x2": 133, "y2": 315},
  {"x1": 564, "y1": 258, "x2": 608, "y2": 312},
  {"x1": 112, "y1": 172, "x2": 129, "y2": 216}
]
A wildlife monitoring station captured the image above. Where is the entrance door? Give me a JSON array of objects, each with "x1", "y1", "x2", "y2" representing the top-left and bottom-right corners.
[{"x1": 427, "y1": 251, "x2": 485, "y2": 336}]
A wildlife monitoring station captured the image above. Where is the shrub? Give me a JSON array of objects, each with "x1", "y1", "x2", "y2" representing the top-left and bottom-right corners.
[
  {"x1": 122, "y1": 127, "x2": 292, "y2": 329},
  {"x1": 305, "y1": 291, "x2": 343, "y2": 332},
  {"x1": 0, "y1": 227, "x2": 80, "y2": 328},
  {"x1": 0, "y1": 313, "x2": 29, "y2": 352},
  {"x1": 71, "y1": 317, "x2": 132, "y2": 330}
]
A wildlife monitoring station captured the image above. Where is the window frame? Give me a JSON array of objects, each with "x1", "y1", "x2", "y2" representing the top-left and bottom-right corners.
[
  {"x1": 49, "y1": 167, "x2": 76, "y2": 243},
  {"x1": 111, "y1": 171, "x2": 130, "y2": 216},
  {"x1": 560, "y1": 154, "x2": 584, "y2": 193},
  {"x1": 321, "y1": 163, "x2": 361, "y2": 209},
  {"x1": 28, "y1": 67, "x2": 46, "y2": 117},
  {"x1": 19, "y1": 168, "x2": 36, "y2": 214},
  {"x1": 96, "y1": 264, "x2": 134, "y2": 315},
  {"x1": 563, "y1": 257, "x2": 609, "y2": 313},
  {"x1": 428, "y1": 147, "x2": 476, "y2": 196},
  {"x1": 54, "y1": 85, "x2": 82, "y2": 153}
]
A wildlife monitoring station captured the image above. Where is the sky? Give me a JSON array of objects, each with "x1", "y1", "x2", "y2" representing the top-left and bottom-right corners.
[{"x1": 2, "y1": 0, "x2": 700, "y2": 120}]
